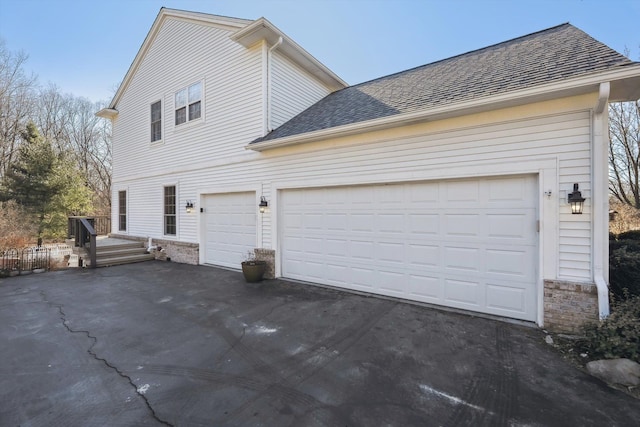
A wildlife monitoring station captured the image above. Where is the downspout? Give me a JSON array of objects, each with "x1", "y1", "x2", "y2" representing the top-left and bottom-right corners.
[
  {"x1": 593, "y1": 82, "x2": 610, "y2": 319},
  {"x1": 267, "y1": 36, "x2": 283, "y2": 133}
]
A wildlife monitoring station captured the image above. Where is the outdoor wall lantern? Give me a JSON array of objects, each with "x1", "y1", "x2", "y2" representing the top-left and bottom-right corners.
[
  {"x1": 567, "y1": 183, "x2": 585, "y2": 214},
  {"x1": 185, "y1": 200, "x2": 194, "y2": 214},
  {"x1": 259, "y1": 196, "x2": 268, "y2": 213}
]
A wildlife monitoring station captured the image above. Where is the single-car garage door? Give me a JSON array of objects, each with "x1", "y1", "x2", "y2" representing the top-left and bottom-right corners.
[
  {"x1": 281, "y1": 175, "x2": 538, "y2": 321},
  {"x1": 203, "y1": 192, "x2": 256, "y2": 269}
]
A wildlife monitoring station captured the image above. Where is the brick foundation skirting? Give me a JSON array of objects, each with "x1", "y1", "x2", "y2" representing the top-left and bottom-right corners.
[
  {"x1": 254, "y1": 248, "x2": 275, "y2": 279},
  {"x1": 543, "y1": 279, "x2": 599, "y2": 334},
  {"x1": 109, "y1": 234, "x2": 199, "y2": 265}
]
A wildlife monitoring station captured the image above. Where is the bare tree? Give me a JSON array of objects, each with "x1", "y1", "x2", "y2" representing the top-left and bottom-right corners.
[
  {"x1": 0, "y1": 39, "x2": 37, "y2": 178},
  {"x1": 609, "y1": 99, "x2": 640, "y2": 208}
]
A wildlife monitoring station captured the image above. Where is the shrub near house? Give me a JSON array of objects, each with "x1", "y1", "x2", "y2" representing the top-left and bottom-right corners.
[{"x1": 609, "y1": 231, "x2": 640, "y2": 299}]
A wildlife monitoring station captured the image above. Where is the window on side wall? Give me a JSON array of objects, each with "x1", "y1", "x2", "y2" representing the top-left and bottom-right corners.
[
  {"x1": 164, "y1": 186, "x2": 176, "y2": 236},
  {"x1": 175, "y1": 82, "x2": 202, "y2": 126},
  {"x1": 151, "y1": 100, "x2": 162, "y2": 142},
  {"x1": 118, "y1": 190, "x2": 127, "y2": 231}
]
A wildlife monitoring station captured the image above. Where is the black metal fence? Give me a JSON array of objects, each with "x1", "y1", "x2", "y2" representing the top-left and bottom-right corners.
[{"x1": 0, "y1": 247, "x2": 51, "y2": 277}]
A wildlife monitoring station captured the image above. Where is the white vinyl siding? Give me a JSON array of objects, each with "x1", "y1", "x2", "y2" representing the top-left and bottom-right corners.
[
  {"x1": 271, "y1": 51, "x2": 332, "y2": 129},
  {"x1": 112, "y1": 17, "x2": 264, "y2": 180},
  {"x1": 114, "y1": 102, "x2": 593, "y2": 280}
]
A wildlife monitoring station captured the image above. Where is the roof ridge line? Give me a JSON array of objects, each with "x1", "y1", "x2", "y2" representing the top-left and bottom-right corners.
[{"x1": 348, "y1": 22, "x2": 572, "y2": 89}]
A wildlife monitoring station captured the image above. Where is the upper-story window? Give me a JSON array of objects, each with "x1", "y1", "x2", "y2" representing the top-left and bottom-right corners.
[
  {"x1": 151, "y1": 101, "x2": 162, "y2": 142},
  {"x1": 175, "y1": 82, "x2": 202, "y2": 125}
]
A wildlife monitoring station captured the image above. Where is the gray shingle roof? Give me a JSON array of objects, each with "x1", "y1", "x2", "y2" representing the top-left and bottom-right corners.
[{"x1": 252, "y1": 23, "x2": 633, "y2": 144}]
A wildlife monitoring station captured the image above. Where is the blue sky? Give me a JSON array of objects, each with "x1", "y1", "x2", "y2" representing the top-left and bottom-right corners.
[{"x1": 0, "y1": 0, "x2": 638, "y2": 103}]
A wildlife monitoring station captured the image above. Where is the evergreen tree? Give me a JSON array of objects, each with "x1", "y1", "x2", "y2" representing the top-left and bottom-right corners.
[{"x1": 0, "y1": 122, "x2": 92, "y2": 243}]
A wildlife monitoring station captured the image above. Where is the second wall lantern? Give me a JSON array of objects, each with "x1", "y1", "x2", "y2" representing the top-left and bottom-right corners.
[{"x1": 567, "y1": 183, "x2": 585, "y2": 214}]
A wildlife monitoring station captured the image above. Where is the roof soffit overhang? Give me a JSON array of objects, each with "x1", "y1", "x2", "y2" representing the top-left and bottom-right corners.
[
  {"x1": 247, "y1": 64, "x2": 640, "y2": 152},
  {"x1": 230, "y1": 17, "x2": 347, "y2": 91},
  {"x1": 96, "y1": 108, "x2": 118, "y2": 120},
  {"x1": 101, "y1": 8, "x2": 251, "y2": 112}
]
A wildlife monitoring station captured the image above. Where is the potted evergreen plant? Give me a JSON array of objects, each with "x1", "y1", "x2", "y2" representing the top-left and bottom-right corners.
[{"x1": 241, "y1": 251, "x2": 266, "y2": 282}]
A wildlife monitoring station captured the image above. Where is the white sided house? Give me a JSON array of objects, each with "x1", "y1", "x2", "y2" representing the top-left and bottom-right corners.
[{"x1": 98, "y1": 8, "x2": 640, "y2": 333}]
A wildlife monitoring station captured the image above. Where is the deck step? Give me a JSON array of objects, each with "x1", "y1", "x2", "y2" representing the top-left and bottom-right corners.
[
  {"x1": 96, "y1": 242, "x2": 146, "y2": 253},
  {"x1": 90, "y1": 240, "x2": 154, "y2": 267},
  {"x1": 95, "y1": 253, "x2": 155, "y2": 268},
  {"x1": 96, "y1": 246, "x2": 150, "y2": 257}
]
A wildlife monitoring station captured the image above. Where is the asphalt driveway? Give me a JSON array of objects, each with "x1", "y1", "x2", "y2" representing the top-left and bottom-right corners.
[{"x1": 1, "y1": 262, "x2": 638, "y2": 426}]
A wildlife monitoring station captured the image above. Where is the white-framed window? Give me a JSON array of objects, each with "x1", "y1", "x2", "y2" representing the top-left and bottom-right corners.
[
  {"x1": 151, "y1": 100, "x2": 162, "y2": 142},
  {"x1": 164, "y1": 185, "x2": 176, "y2": 236},
  {"x1": 175, "y1": 82, "x2": 202, "y2": 126},
  {"x1": 118, "y1": 190, "x2": 127, "y2": 231}
]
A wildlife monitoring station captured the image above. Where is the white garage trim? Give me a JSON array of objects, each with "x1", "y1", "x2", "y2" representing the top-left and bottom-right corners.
[{"x1": 272, "y1": 158, "x2": 558, "y2": 325}]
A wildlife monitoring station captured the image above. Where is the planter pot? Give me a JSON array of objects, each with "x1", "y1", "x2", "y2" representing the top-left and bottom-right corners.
[
  {"x1": 241, "y1": 260, "x2": 267, "y2": 283},
  {"x1": 33, "y1": 268, "x2": 46, "y2": 274}
]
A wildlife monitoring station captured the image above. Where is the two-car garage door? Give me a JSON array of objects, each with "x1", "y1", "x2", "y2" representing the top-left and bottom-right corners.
[{"x1": 281, "y1": 175, "x2": 538, "y2": 321}]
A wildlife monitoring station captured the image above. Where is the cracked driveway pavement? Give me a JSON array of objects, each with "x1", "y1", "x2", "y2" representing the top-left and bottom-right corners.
[{"x1": 1, "y1": 261, "x2": 639, "y2": 426}]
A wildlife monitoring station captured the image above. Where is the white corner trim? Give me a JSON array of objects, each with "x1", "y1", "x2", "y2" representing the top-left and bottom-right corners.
[{"x1": 592, "y1": 81, "x2": 611, "y2": 320}]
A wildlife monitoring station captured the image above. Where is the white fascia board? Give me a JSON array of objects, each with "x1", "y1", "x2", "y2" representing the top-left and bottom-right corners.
[
  {"x1": 95, "y1": 108, "x2": 118, "y2": 120},
  {"x1": 106, "y1": 8, "x2": 251, "y2": 110},
  {"x1": 247, "y1": 65, "x2": 640, "y2": 152},
  {"x1": 230, "y1": 17, "x2": 347, "y2": 91}
]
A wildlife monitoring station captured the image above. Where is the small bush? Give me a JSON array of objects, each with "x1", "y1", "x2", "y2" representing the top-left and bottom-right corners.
[
  {"x1": 617, "y1": 229, "x2": 640, "y2": 241},
  {"x1": 609, "y1": 239, "x2": 640, "y2": 299},
  {"x1": 0, "y1": 201, "x2": 37, "y2": 248},
  {"x1": 579, "y1": 295, "x2": 640, "y2": 363}
]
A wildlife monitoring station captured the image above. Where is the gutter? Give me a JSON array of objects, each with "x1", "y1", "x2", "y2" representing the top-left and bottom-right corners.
[
  {"x1": 267, "y1": 36, "x2": 283, "y2": 132},
  {"x1": 593, "y1": 82, "x2": 610, "y2": 320},
  {"x1": 246, "y1": 64, "x2": 640, "y2": 151}
]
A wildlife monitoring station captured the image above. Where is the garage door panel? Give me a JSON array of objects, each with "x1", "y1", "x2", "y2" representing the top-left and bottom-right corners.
[
  {"x1": 408, "y1": 275, "x2": 442, "y2": 299},
  {"x1": 409, "y1": 182, "x2": 439, "y2": 203},
  {"x1": 281, "y1": 175, "x2": 537, "y2": 321},
  {"x1": 446, "y1": 180, "x2": 480, "y2": 202},
  {"x1": 445, "y1": 279, "x2": 481, "y2": 306},
  {"x1": 351, "y1": 240, "x2": 375, "y2": 259},
  {"x1": 409, "y1": 214, "x2": 439, "y2": 235},
  {"x1": 377, "y1": 185, "x2": 405, "y2": 204},
  {"x1": 203, "y1": 192, "x2": 256, "y2": 269},
  {"x1": 407, "y1": 244, "x2": 439, "y2": 267},
  {"x1": 486, "y1": 284, "x2": 527, "y2": 313},
  {"x1": 486, "y1": 249, "x2": 532, "y2": 277},
  {"x1": 444, "y1": 214, "x2": 480, "y2": 236},
  {"x1": 377, "y1": 242, "x2": 405, "y2": 263},
  {"x1": 326, "y1": 239, "x2": 348, "y2": 256},
  {"x1": 351, "y1": 214, "x2": 375, "y2": 232},
  {"x1": 350, "y1": 266, "x2": 375, "y2": 284},
  {"x1": 444, "y1": 246, "x2": 481, "y2": 272},
  {"x1": 378, "y1": 270, "x2": 405, "y2": 293}
]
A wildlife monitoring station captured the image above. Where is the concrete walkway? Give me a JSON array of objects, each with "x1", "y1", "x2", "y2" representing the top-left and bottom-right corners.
[{"x1": 1, "y1": 262, "x2": 638, "y2": 426}]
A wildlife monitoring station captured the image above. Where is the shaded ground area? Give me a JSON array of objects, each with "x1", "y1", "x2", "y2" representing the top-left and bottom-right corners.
[{"x1": 1, "y1": 261, "x2": 638, "y2": 426}]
